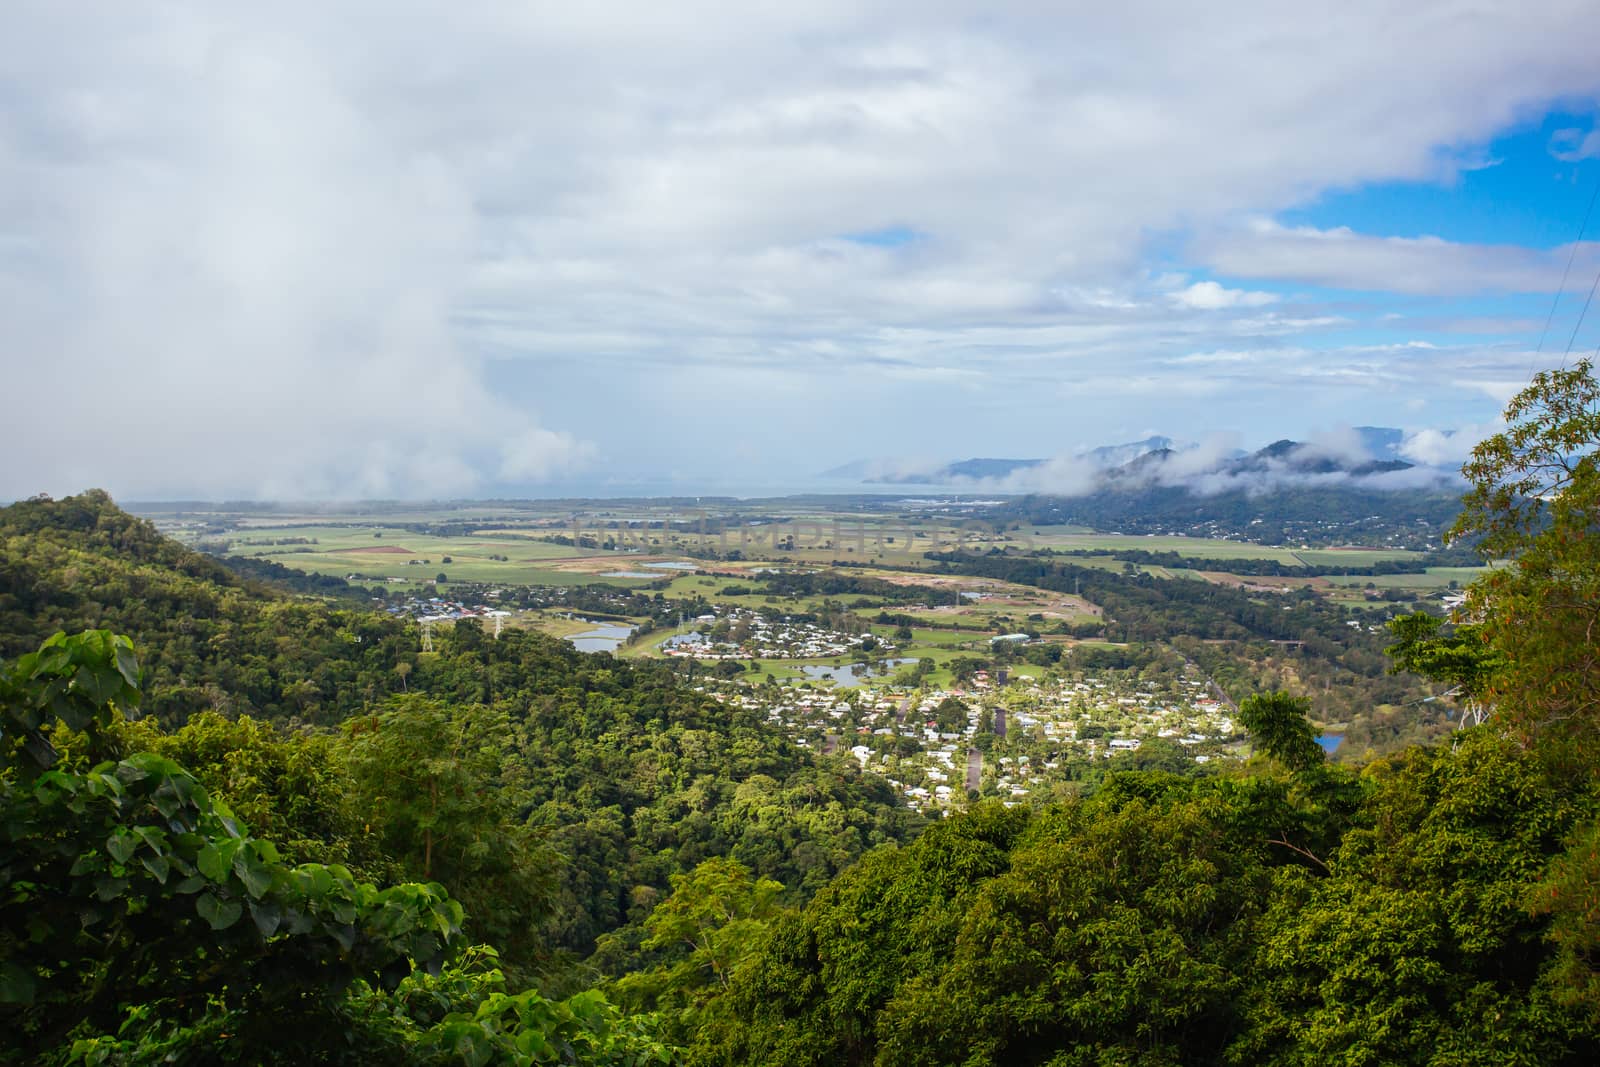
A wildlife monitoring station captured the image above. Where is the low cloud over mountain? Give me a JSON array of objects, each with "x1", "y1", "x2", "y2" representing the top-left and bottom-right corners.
[{"x1": 825, "y1": 426, "x2": 1475, "y2": 497}]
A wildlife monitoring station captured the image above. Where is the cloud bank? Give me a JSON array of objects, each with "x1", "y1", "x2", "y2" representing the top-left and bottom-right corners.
[{"x1": 2, "y1": 2, "x2": 1598, "y2": 497}]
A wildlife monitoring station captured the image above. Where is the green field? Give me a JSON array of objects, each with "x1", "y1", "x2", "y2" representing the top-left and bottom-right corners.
[
  {"x1": 1025, "y1": 533, "x2": 1306, "y2": 560},
  {"x1": 1026, "y1": 532, "x2": 1426, "y2": 565},
  {"x1": 1320, "y1": 566, "x2": 1487, "y2": 589},
  {"x1": 1292, "y1": 548, "x2": 1428, "y2": 567},
  {"x1": 218, "y1": 524, "x2": 658, "y2": 587}
]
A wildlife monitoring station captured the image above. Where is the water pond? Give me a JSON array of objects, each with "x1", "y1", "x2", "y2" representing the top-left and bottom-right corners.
[
  {"x1": 570, "y1": 622, "x2": 637, "y2": 653},
  {"x1": 798, "y1": 658, "x2": 916, "y2": 688}
]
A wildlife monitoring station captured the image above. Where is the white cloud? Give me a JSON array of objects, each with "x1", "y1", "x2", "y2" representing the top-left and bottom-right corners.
[
  {"x1": 1551, "y1": 126, "x2": 1600, "y2": 162},
  {"x1": 1170, "y1": 281, "x2": 1278, "y2": 310},
  {"x1": 1197, "y1": 220, "x2": 1600, "y2": 295},
  {"x1": 1398, "y1": 424, "x2": 1499, "y2": 467},
  {"x1": 3, "y1": 1, "x2": 1600, "y2": 495}
]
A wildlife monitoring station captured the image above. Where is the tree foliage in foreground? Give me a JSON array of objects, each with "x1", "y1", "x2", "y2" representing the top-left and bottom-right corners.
[
  {"x1": 1236, "y1": 690, "x2": 1324, "y2": 772},
  {"x1": 0, "y1": 630, "x2": 675, "y2": 1065},
  {"x1": 692, "y1": 740, "x2": 1600, "y2": 1065},
  {"x1": 1452, "y1": 359, "x2": 1600, "y2": 758}
]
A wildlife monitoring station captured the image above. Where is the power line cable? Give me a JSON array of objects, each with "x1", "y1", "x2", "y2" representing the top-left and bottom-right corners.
[
  {"x1": 1563, "y1": 256, "x2": 1600, "y2": 364},
  {"x1": 1535, "y1": 176, "x2": 1600, "y2": 358}
]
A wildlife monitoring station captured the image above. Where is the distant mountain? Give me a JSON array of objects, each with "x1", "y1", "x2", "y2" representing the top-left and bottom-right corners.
[
  {"x1": 827, "y1": 457, "x2": 1049, "y2": 485},
  {"x1": 824, "y1": 430, "x2": 1421, "y2": 490},
  {"x1": 1102, "y1": 447, "x2": 1179, "y2": 483},
  {"x1": 1081, "y1": 436, "x2": 1174, "y2": 466},
  {"x1": 1108, "y1": 439, "x2": 1414, "y2": 482},
  {"x1": 831, "y1": 437, "x2": 1177, "y2": 485},
  {"x1": 817, "y1": 457, "x2": 1049, "y2": 482},
  {"x1": 1227, "y1": 439, "x2": 1413, "y2": 477},
  {"x1": 937, "y1": 457, "x2": 1047, "y2": 481}
]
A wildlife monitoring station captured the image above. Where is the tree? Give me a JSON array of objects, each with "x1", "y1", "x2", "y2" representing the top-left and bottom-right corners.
[
  {"x1": 1238, "y1": 691, "x2": 1323, "y2": 771},
  {"x1": 121, "y1": 711, "x2": 376, "y2": 875},
  {"x1": 611, "y1": 859, "x2": 783, "y2": 1042},
  {"x1": 1451, "y1": 359, "x2": 1600, "y2": 758},
  {"x1": 1232, "y1": 731, "x2": 1597, "y2": 1066},
  {"x1": 0, "y1": 632, "x2": 467, "y2": 1062},
  {"x1": 0, "y1": 628, "x2": 139, "y2": 776},
  {"x1": 338, "y1": 698, "x2": 558, "y2": 978},
  {"x1": 1385, "y1": 612, "x2": 1504, "y2": 728},
  {"x1": 934, "y1": 696, "x2": 968, "y2": 733}
]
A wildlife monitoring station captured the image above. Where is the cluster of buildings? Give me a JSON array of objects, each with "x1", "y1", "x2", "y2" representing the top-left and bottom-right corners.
[
  {"x1": 383, "y1": 595, "x2": 511, "y2": 624},
  {"x1": 659, "y1": 607, "x2": 895, "y2": 661},
  {"x1": 698, "y1": 671, "x2": 1239, "y2": 814}
]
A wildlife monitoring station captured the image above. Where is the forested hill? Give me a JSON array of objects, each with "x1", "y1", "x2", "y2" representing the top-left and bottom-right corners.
[
  {"x1": 987, "y1": 484, "x2": 1464, "y2": 546},
  {"x1": 0, "y1": 490, "x2": 415, "y2": 725},
  {"x1": 0, "y1": 491, "x2": 921, "y2": 964}
]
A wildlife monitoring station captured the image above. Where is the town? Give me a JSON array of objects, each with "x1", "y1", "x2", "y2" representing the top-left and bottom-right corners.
[{"x1": 697, "y1": 665, "x2": 1241, "y2": 814}]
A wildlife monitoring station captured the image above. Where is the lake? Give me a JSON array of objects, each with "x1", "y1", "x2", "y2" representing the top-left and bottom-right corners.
[
  {"x1": 1315, "y1": 733, "x2": 1344, "y2": 754},
  {"x1": 570, "y1": 622, "x2": 637, "y2": 653},
  {"x1": 798, "y1": 658, "x2": 916, "y2": 688}
]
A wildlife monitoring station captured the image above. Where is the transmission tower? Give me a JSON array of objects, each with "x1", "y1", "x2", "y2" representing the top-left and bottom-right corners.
[{"x1": 420, "y1": 618, "x2": 434, "y2": 653}]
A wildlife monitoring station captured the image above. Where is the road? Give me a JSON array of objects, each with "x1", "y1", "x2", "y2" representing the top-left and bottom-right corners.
[
  {"x1": 994, "y1": 706, "x2": 1007, "y2": 739},
  {"x1": 965, "y1": 747, "x2": 983, "y2": 791},
  {"x1": 1181, "y1": 655, "x2": 1239, "y2": 712}
]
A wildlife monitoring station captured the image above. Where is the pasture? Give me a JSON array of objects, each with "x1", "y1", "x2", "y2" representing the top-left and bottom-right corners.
[{"x1": 219, "y1": 524, "x2": 657, "y2": 587}]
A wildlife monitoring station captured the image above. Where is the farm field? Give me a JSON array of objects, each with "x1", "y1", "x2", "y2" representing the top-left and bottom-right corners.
[
  {"x1": 1291, "y1": 547, "x2": 1429, "y2": 567},
  {"x1": 212, "y1": 524, "x2": 656, "y2": 587},
  {"x1": 1024, "y1": 531, "x2": 1424, "y2": 565},
  {"x1": 1319, "y1": 566, "x2": 1488, "y2": 589},
  {"x1": 149, "y1": 503, "x2": 1462, "y2": 649}
]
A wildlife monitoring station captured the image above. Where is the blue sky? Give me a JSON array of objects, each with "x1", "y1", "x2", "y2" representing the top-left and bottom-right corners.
[
  {"x1": 1283, "y1": 112, "x2": 1599, "y2": 247},
  {"x1": 4, "y1": 2, "x2": 1600, "y2": 499}
]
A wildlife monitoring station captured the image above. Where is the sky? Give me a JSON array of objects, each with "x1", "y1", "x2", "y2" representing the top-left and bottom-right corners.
[{"x1": 4, "y1": 1, "x2": 1600, "y2": 500}]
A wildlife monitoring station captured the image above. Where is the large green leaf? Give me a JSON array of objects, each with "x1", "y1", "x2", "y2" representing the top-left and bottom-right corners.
[
  {"x1": 105, "y1": 831, "x2": 136, "y2": 865},
  {"x1": 197, "y1": 840, "x2": 236, "y2": 882},
  {"x1": 140, "y1": 853, "x2": 171, "y2": 885},
  {"x1": 249, "y1": 898, "x2": 283, "y2": 938},
  {"x1": 197, "y1": 892, "x2": 243, "y2": 931},
  {"x1": 234, "y1": 848, "x2": 274, "y2": 899}
]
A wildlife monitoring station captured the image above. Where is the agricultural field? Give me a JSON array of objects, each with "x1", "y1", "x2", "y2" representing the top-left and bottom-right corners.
[
  {"x1": 205, "y1": 523, "x2": 659, "y2": 588},
  {"x1": 1318, "y1": 566, "x2": 1487, "y2": 589},
  {"x1": 1021, "y1": 530, "x2": 1425, "y2": 566},
  {"x1": 1024, "y1": 531, "x2": 1311, "y2": 560},
  {"x1": 143, "y1": 502, "x2": 1466, "y2": 668},
  {"x1": 1290, "y1": 546, "x2": 1429, "y2": 567}
]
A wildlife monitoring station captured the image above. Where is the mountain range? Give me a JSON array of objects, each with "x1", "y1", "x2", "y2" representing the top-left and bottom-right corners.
[{"x1": 823, "y1": 428, "x2": 1421, "y2": 488}]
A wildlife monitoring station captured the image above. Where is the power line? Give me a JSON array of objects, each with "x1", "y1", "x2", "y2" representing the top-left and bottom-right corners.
[
  {"x1": 1535, "y1": 176, "x2": 1600, "y2": 359},
  {"x1": 1563, "y1": 257, "x2": 1600, "y2": 363}
]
